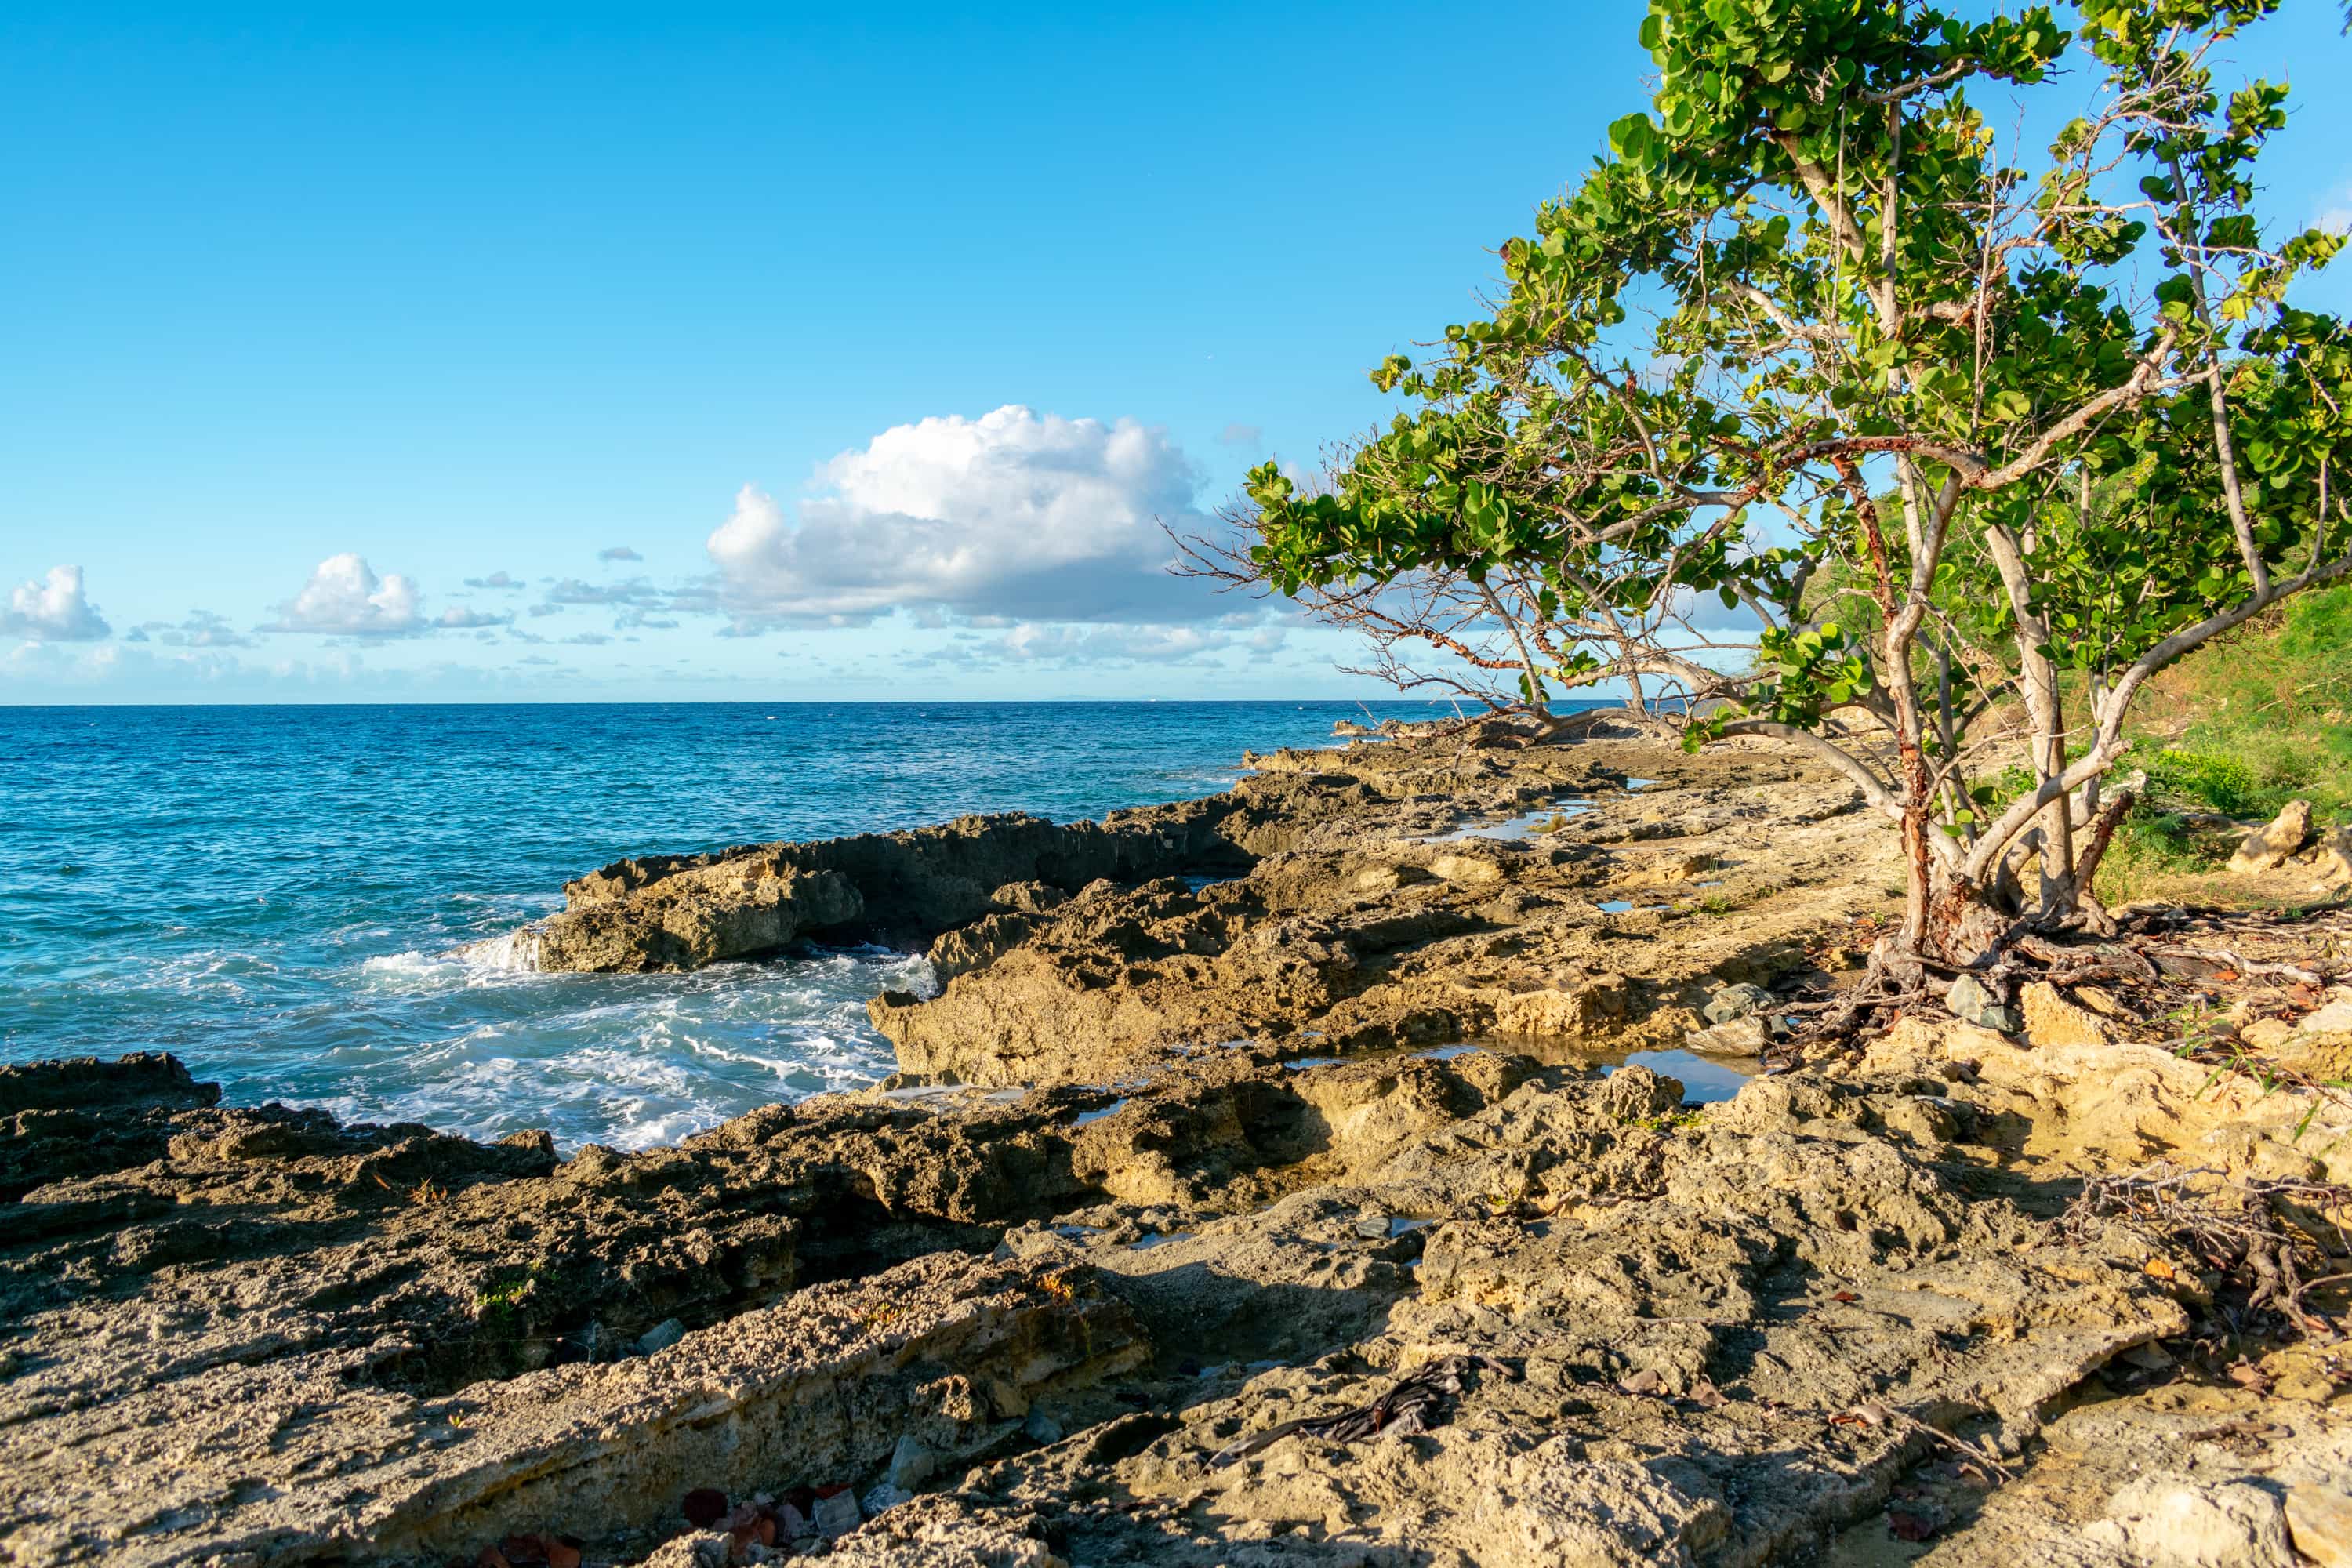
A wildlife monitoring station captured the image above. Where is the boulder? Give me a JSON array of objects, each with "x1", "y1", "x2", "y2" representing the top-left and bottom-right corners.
[{"x1": 2229, "y1": 799, "x2": 2313, "y2": 874}]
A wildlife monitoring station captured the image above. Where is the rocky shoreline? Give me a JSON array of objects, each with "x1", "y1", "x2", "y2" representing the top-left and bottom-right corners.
[{"x1": 5, "y1": 722, "x2": 2350, "y2": 1567}]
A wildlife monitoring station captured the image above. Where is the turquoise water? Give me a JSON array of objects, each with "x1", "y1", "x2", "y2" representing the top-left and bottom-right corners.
[{"x1": 1, "y1": 701, "x2": 1457, "y2": 1149}]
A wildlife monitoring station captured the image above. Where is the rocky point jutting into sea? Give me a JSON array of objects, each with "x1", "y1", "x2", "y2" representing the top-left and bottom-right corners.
[{"x1": 5, "y1": 717, "x2": 2350, "y2": 1568}]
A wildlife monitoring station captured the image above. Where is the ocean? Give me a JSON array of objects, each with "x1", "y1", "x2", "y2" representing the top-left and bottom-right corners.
[{"x1": 0, "y1": 701, "x2": 1464, "y2": 1149}]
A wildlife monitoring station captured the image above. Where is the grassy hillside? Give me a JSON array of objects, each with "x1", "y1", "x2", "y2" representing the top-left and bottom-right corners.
[{"x1": 2096, "y1": 582, "x2": 2352, "y2": 904}]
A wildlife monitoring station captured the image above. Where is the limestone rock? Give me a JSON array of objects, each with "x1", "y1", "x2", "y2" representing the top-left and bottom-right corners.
[
  {"x1": 2230, "y1": 799, "x2": 2314, "y2": 873},
  {"x1": 2083, "y1": 1476, "x2": 2296, "y2": 1568},
  {"x1": 2309, "y1": 825, "x2": 2352, "y2": 885},
  {"x1": 2287, "y1": 1486, "x2": 2352, "y2": 1568},
  {"x1": 1687, "y1": 1016, "x2": 1769, "y2": 1055},
  {"x1": 2023, "y1": 981, "x2": 2109, "y2": 1050},
  {"x1": 989, "y1": 881, "x2": 1068, "y2": 915}
]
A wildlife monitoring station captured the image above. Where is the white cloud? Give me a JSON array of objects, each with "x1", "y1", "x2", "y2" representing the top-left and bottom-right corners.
[
  {"x1": 2319, "y1": 181, "x2": 2352, "y2": 236},
  {"x1": 437, "y1": 607, "x2": 513, "y2": 630},
  {"x1": 706, "y1": 405, "x2": 1212, "y2": 629},
  {"x1": 126, "y1": 608, "x2": 254, "y2": 648},
  {"x1": 465, "y1": 571, "x2": 524, "y2": 591},
  {"x1": 263, "y1": 554, "x2": 426, "y2": 637},
  {"x1": 2, "y1": 564, "x2": 111, "y2": 641}
]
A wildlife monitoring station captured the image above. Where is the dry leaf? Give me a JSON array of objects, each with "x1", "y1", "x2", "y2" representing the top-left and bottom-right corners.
[
  {"x1": 1832, "y1": 1290, "x2": 1860, "y2": 1304},
  {"x1": 2226, "y1": 1363, "x2": 2274, "y2": 1394},
  {"x1": 2143, "y1": 1258, "x2": 2177, "y2": 1280},
  {"x1": 1618, "y1": 1368, "x2": 1664, "y2": 1396}
]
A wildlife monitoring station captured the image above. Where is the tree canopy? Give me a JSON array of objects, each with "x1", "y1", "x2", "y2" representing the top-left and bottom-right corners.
[{"x1": 1242, "y1": 0, "x2": 2352, "y2": 959}]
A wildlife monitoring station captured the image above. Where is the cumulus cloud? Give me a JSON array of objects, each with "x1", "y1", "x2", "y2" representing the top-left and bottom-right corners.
[
  {"x1": 2, "y1": 564, "x2": 111, "y2": 641},
  {"x1": 263, "y1": 554, "x2": 426, "y2": 637},
  {"x1": 598, "y1": 546, "x2": 643, "y2": 563},
  {"x1": 706, "y1": 405, "x2": 1214, "y2": 629}
]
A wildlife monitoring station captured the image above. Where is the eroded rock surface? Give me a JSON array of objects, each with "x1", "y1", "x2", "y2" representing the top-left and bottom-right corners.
[{"x1": 9, "y1": 728, "x2": 2349, "y2": 1566}]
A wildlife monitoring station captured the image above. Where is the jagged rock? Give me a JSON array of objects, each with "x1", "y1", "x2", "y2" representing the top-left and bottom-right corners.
[
  {"x1": 514, "y1": 806, "x2": 1255, "y2": 973},
  {"x1": 2023, "y1": 980, "x2": 2109, "y2": 1049},
  {"x1": 2230, "y1": 798, "x2": 2314, "y2": 873},
  {"x1": 989, "y1": 880, "x2": 1068, "y2": 914}
]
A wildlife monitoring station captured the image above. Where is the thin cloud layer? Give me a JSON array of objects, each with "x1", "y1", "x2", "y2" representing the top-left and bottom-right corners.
[
  {"x1": 706, "y1": 405, "x2": 1213, "y2": 629},
  {"x1": 263, "y1": 554, "x2": 426, "y2": 637}
]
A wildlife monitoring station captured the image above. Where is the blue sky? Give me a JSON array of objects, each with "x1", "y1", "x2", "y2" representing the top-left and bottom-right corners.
[{"x1": 4, "y1": 2, "x2": 2350, "y2": 703}]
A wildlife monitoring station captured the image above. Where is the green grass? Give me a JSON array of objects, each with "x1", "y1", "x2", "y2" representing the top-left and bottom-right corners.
[{"x1": 2093, "y1": 582, "x2": 2352, "y2": 900}]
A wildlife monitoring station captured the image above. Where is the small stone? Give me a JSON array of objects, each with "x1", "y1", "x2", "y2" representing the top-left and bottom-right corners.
[
  {"x1": 808, "y1": 1486, "x2": 860, "y2": 1540},
  {"x1": 861, "y1": 1483, "x2": 909, "y2": 1519},
  {"x1": 637, "y1": 1317, "x2": 687, "y2": 1356},
  {"x1": 2287, "y1": 1486, "x2": 2352, "y2": 1568},
  {"x1": 1687, "y1": 1017, "x2": 1769, "y2": 1056},
  {"x1": 2230, "y1": 799, "x2": 2314, "y2": 873},
  {"x1": 1944, "y1": 973, "x2": 2016, "y2": 1032},
  {"x1": 2022, "y1": 982, "x2": 2107, "y2": 1050},
  {"x1": 1022, "y1": 1410, "x2": 1064, "y2": 1445},
  {"x1": 1354, "y1": 1214, "x2": 1392, "y2": 1240},
  {"x1": 1702, "y1": 982, "x2": 1775, "y2": 1024},
  {"x1": 886, "y1": 1434, "x2": 935, "y2": 1492}
]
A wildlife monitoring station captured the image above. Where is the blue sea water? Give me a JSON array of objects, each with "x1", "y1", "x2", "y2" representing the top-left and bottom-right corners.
[{"x1": 0, "y1": 701, "x2": 1459, "y2": 1150}]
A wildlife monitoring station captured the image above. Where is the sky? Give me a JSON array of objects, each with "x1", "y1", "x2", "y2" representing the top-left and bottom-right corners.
[{"x1": 4, "y1": 2, "x2": 2350, "y2": 704}]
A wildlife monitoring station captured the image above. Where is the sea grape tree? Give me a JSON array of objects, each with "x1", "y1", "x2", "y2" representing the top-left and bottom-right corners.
[{"x1": 1243, "y1": 0, "x2": 2352, "y2": 961}]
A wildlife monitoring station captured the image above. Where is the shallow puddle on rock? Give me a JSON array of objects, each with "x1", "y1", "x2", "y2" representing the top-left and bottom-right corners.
[
  {"x1": 1614, "y1": 1048, "x2": 1759, "y2": 1103},
  {"x1": 1279, "y1": 1056, "x2": 1347, "y2": 1072},
  {"x1": 1427, "y1": 800, "x2": 1592, "y2": 842},
  {"x1": 1414, "y1": 1036, "x2": 1759, "y2": 1104},
  {"x1": 1070, "y1": 1099, "x2": 1131, "y2": 1127},
  {"x1": 1131, "y1": 1231, "x2": 1195, "y2": 1250}
]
